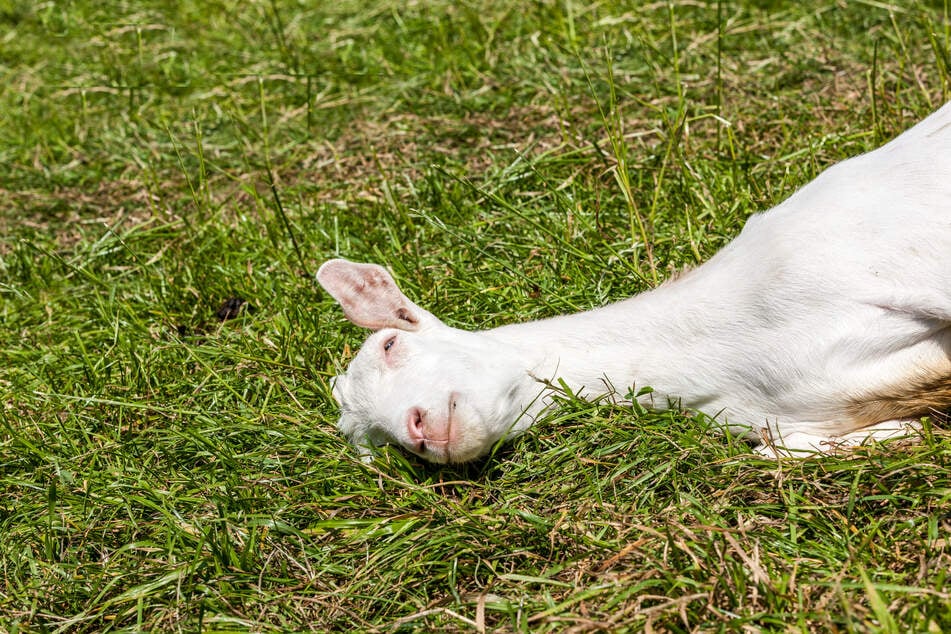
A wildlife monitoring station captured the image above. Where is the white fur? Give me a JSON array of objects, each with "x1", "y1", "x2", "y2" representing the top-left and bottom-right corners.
[{"x1": 318, "y1": 102, "x2": 951, "y2": 463}]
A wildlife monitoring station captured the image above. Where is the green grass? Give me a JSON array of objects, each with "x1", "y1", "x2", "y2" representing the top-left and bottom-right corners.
[{"x1": 2, "y1": 0, "x2": 950, "y2": 631}]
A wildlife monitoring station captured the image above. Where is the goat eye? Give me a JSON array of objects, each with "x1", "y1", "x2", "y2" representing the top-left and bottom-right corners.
[{"x1": 383, "y1": 336, "x2": 396, "y2": 353}]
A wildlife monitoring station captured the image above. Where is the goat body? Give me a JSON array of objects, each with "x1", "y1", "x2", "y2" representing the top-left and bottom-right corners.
[{"x1": 318, "y1": 102, "x2": 951, "y2": 463}]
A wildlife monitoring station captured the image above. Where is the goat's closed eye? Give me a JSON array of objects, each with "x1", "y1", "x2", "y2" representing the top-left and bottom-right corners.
[{"x1": 383, "y1": 336, "x2": 396, "y2": 352}]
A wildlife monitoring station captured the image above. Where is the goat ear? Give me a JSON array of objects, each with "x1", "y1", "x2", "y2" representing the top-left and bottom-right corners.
[{"x1": 317, "y1": 259, "x2": 430, "y2": 331}]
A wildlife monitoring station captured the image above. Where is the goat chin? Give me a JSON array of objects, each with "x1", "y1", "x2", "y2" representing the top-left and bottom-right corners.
[{"x1": 318, "y1": 101, "x2": 951, "y2": 464}]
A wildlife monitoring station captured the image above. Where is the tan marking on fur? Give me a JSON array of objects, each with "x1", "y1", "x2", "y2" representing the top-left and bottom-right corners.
[{"x1": 846, "y1": 367, "x2": 951, "y2": 428}]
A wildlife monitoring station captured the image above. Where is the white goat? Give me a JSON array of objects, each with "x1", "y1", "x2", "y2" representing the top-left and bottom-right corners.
[{"x1": 318, "y1": 102, "x2": 951, "y2": 463}]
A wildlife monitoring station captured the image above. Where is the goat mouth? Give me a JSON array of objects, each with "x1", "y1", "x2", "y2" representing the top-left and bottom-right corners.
[
  {"x1": 410, "y1": 395, "x2": 460, "y2": 462},
  {"x1": 414, "y1": 437, "x2": 449, "y2": 464},
  {"x1": 419, "y1": 395, "x2": 457, "y2": 461}
]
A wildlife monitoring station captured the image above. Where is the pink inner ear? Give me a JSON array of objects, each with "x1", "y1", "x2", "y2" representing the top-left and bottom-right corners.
[{"x1": 317, "y1": 259, "x2": 423, "y2": 331}]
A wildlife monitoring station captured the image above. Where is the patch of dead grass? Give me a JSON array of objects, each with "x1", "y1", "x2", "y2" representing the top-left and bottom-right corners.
[{"x1": 2, "y1": 50, "x2": 944, "y2": 253}]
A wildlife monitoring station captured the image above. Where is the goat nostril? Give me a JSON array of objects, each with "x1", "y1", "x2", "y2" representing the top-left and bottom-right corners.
[{"x1": 410, "y1": 408, "x2": 424, "y2": 430}]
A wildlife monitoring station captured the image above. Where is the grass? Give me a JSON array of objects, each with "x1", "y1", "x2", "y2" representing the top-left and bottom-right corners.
[{"x1": 1, "y1": 0, "x2": 950, "y2": 631}]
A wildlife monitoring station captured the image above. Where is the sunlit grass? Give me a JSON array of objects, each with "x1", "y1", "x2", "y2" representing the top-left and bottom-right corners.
[{"x1": 1, "y1": 0, "x2": 950, "y2": 631}]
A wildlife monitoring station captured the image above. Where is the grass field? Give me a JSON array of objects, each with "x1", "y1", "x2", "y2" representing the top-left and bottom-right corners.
[{"x1": 2, "y1": 0, "x2": 951, "y2": 631}]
